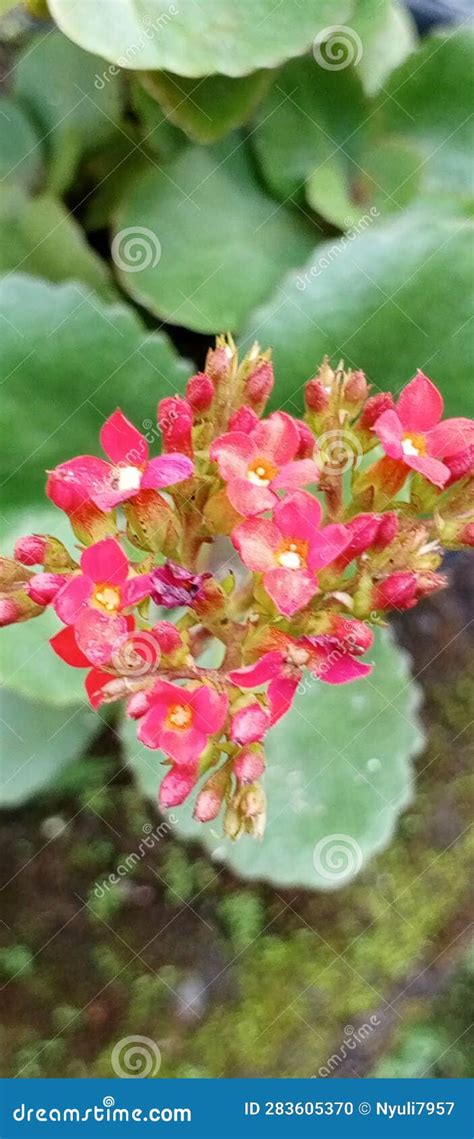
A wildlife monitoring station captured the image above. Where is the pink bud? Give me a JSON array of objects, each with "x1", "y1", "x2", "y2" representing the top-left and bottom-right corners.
[
  {"x1": 0, "y1": 597, "x2": 20, "y2": 626},
  {"x1": 205, "y1": 345, "x2": 232, "y2": 384},
  {"x1": 228, "y1": 405, "x2": 259, "y2": 433},
  {"x1": 359, "y1": 392, "x2": 394, "y2": 429},
  {"x1": 345, "y1": 370, "x2": 368, "y2": 405},
  {"x1": 346, "y1": 513, "x2": 381, "y2": 557},
  {"x1": 329, "y1": 615, "x2": 374, "y2": 654},
  {"x1": 157, "y1": 397, "x2": 193, "y2": 456},
  {"x1": 193, "y1": 787, "x2": 222, "y2": 823},
  {"x1": 374, "y1": 511, "x2": 398, "y2": 549},
  {"x1": 461, "y1": 522, "x2": 474, "y2": 547},
  {"x1": 305, "y1": 378, "x2": 329, "y2": 412},
  {"x1": 233, "y1": 746, "x2": 265, "y2": 784},
  {"x1": 246, "y1": 361, "x2": 274, "y2": 413},
  {"x1": 374, "y1": 572, "x2": 418, "y2": 611},
  {"x1": 186, "y1": 372, "x2": 214, "y2": 413},
  {"x1": 127, "y1": 692, "x2": 152, "y2": 720},
  {"x1": 151, "y1": 620, "x2": 181, "y2": 655},
  {"x1": 158, "y1": 765, "x2": 196, "y2": 808},
  {"x1": 445, "y1": 444, "x2": 474, "y2": 485},
  {"x1": 26, "y1": 572, "x2": 64, "y2": 606},
  {"x1": 294, "y1": 418, "x2": 315, "y2": 459},
  {"x1": 14, "y1": 534, "x2": 47, "y2": 566},
  {"x1": 231, "y1": 702, "x2": 270, "y2": 746}
]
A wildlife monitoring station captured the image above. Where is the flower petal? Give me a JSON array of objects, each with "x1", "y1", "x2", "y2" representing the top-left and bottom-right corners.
[
  {"x1": 75, "y1": 609, "x2": 128, "y2": 667},
  {"x1": 228, "y1": 652, "x2": 284, "y2": 687},
  {"x1": 274, "y1": 491, "x2": 322, "y2": 541},
  {"x1": 308, "y1": 523, "x2": 350, "y2": 571},
  {"x1": 85, "y1": 669, "x2": 114, "y2": 709},
  {"x1": 100, "y1": 408, "x2": 148, "y2": 465},
  {"x1": 120, "y1": 574, "x2": 153, "y2": 608},
  {"x1": 50, "y1": 624, "x2": 91, "y2": 667},
  {"x1": 54, "y1": 575, "x2": 92, "y2": 624},
  {"x1": 272, "y1": 458, "x2": 319, "y2": 491},
  {"x1": 141, "y1": 454, "x2": 194, "y2": 489},
  {"x1": 81, "y1": 538, "x2": 128, "y2": 585},
  {"x1": 428, "y1": 417, "x2": 474, "y2": 459},
  {"x1": 46, "y1": 456, "x2": 111, "y2": 513},
  {"x1": 268, "y1": 675, "x2": 298, "y2": 724},
  {"x1": 396, "y1": 372, "x2": 443, "y2": 432},
  {"x1": 232, "y1": 517, "x2": 279, "y2": 572},
  {"x1": 227, "y1": 478, "x2": 276, "y2": 517},
  {"x1": 313, "y1": 650, "x2": 373, "y2": 684},
  {"x1": 158, "y1": 724, "x2": 208, "y2": 765},
  {"x1": 264, "y1": 566, "x2": 317, "y2": 616},
  {"x1": 405, "y1": 453, "x2": 450, "y2": 487},
  {"x1": 190, "y1": 685, "x2": 229, "y2": 735},
  {"x1": 251, "y1": 412, "x2": 299, "y2": 464},
  {"x1": 372, "y1": 409, "x2": 404, "y2": 458},
  {"x1": 210, "y1": 432, "x2": 254, "y2": 480}
]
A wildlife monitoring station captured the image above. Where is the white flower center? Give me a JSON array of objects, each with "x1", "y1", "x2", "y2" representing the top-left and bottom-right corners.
[
  {"x1": 117, "y1": 465, "x2": 142, "y2": 492},
  {"x1": 247, "y1": 465, "x2": 271, "y2": 486},
  {"x1": 279, "y1": 546, "x2": 302, "y2": 570},
  {"x1": 401, "y1": 437, "x2": 420, "y2": 457},
  {"x1": 168, "y1": 705, "x2": 192, "y2": 729}
]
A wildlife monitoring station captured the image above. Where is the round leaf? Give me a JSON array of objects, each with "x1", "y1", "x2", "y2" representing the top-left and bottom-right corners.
[
  {"x1": 0, "y1": 96, "x2": 43, "y2": 190},
  {"x1": 139, "y1": 69, "x2": 275, "y2": 144},
  {"x1": 113, "y1": 143, "x2": 315, "y2": 331},
  {"x1": 122, "y1": 629, "x2": 424, "y2": 889},
  {"x1": 48, "y1": 0, "x2": 353, "y2": 78},
  {"x1": 0, "y1": 688, "x2": 98, "y2": 807}
]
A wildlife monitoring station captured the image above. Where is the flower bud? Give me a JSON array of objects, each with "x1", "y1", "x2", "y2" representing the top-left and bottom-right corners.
[
  {"x1": 186, "y1": 372, "x2": 214, "y2": 413},
  {"x1": 342, "y1": 513, "x2": 382, "y2": 564},
  {"x1": 233, "y1": 745, "x2": 265, "y2": 784},
  {"x1": 239, "y1": 783, "x2": 267, "y2": 840},
  {"x1": 373, "y1": 571, "x2": 418, "y2": 611},
  {"x1": 305, "y1": 377, "x2": 330, "y2": 413},
  {"x1": 344, "y1": 369, "x2": 368, "y2": 408},
  {"x1": 228, "y1": 405, "x2": 259, "y2": 434},
  {"x1": 14, "y1": 534, "x2": 47, "y2": 566},
  {"x1": 328, "y1": 615, "x2": 374, "y2": 654},
  {"x1": 0, "y1": 597, "x2": 21, "y2": 626},
  {"x1": 444, "y1": 444, "x2": 474, "y2": 485},
  {"x1": 26, "y1": 572, "x2": 64, "y2": 606},
  {"x1": 373, "y1": 511, "x2": 398, "y2": 549},
  {"x1": 194, "y1": 787, "x2": 222, "y2": 822},
  {"x1": 127, "y1": 691, "x2": 153, "y2": 720},
  {"x1": 158, "y1": 764, "x2": 196, "y2": 808},
  {"x1": 460, "y1": 522, "x2": 474, "y2": 546},
  {"x1": 157, "y1": 396, "x2": 193, "y2": 456},
  {"x1": 294, "y1": 418, "x2": 315, "y2": 459},
  {"x1": 246, "y1": 360, "x2": 274, "y2": 414},
  {"x1": 359, "y1": 391, "x2": 394, "y2": 429},
  {"x1": 230, "y1": 702, "x2": 270, "y2": 746},
  {"x1": 205, "y1": 344, "x2": 233, "y2": 384},
  {"x1": 151, "y1": 620, "x2": 182, "y2": 655}
]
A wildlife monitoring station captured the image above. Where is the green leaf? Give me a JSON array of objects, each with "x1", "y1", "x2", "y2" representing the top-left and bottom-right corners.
[
  {"x1": 253, "y1": 31, "x2": 473, "y2": 222},
  {"x1": 0, "y1": 507, "x2": 90, "y2": 706},
  {"x1": 350, "y1": 0, "x2": 416, "y2": 96},
  {"x1": 131, "y1": 79, "x2": 187, "y2": 161},
  {"x1": 0, "y1": 96, "x2": 43, "y2": 190},
  {"x1": 0, "y1": 194, "x2": 114, "y2": 297},
  {"x1": 48, "y1": 0, "x2": 352, "y2": 78},
  {"x1": 122, "y1": 628, "x2": 423, "y2": 889},
  {"x1": 13, "y1": 31, "x2": 124, "y2": 192},
  {"x1": 139, "y1": 69, "x2": 275, "y2": 143},
  {"x1": 0, "y1": 687, "x2": 98, "y2": 807},
  {"x1": 241, "y1": 203, "x2": 474, "y2": 418},
  {"x1": 114, "y1": 141, "x2": 315, "y2": 332},
  {"x1": 0, "y1": 275, "x2": 192, "y2": 506}
]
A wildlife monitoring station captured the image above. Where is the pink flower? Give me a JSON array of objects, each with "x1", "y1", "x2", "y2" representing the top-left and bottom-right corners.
[
  {"x1": 232, "y1": 491, "x2": 349, "y2": 616},
  {"x1": 137, "y1": 680, "x2": 228, "y2": 764},
  {"x1": 47, "y1": 408, "x2": 193, "y2": 514},
  {"x1": 53, "y1": 538, "x2": 153, "y2": 666},
  {"x1": 210, "y1": 413, "x2": 319, "y2": 516},
  {"x1": 230, "y1": 629, "x2": 372, "y2": 724},
  {"x1": 373, "y1": 373, "x2": 474, "y2": 487}
]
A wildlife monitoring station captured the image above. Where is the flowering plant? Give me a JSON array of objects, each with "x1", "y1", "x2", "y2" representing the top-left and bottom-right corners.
[{"x1": 2, "y1": 338, "x2": 473, "y2": 840}]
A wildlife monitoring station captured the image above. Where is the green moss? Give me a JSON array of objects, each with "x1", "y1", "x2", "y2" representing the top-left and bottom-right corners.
[{"x1": 218, "y1": 891, "x2": 264, "y2": 952}]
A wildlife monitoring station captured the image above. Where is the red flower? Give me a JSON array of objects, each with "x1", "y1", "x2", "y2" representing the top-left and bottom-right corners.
[
  {"x1": 232, "y1": 491, "x2": 349, "y2": 616},
  {"x1": 47, "y1": 408, "x2": 193, "y2": 514},
  {"x1": 373, "y1": 373, "x2": 474, "y2": 487},
  {"x1": 229, "y1": 629, "x2": 373, "y2": 723},
  {"x1": 137, "y1": 680, "x2": 228, "y2": 764},
  {"x1": 210, "y1": 412, "x2": 319, "y2": 516},
  {"x1": 53, "y1": 538, "x2": 152, "y2": 666}
]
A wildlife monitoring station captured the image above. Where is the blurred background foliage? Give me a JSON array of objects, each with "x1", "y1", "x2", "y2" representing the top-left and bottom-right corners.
[{"x1": 0, "y1": 0, "x2": 472, "y2": 1079}]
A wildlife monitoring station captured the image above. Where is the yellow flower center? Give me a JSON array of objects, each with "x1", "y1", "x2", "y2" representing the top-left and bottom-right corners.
[
  {"x1": 276, "y1": 539, "x2": 308, "y2": 570},
  {"x1": 247, "y1": 457, "x2": 278, "y2": 487},
  {"x1": 93, "y1": 584, "x2": 121, "y2": 613},
  {"x1": 402, "y1": 432, "x2": 426, "y2": 458},
  {"x1": 166, "y1": 704, "x2": 193, "y2": 731}
]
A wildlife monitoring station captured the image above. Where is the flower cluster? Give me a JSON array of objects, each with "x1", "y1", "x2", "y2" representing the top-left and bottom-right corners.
[{"x1": 2, "y1": 339, "x2": 473, "y2": 839}]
